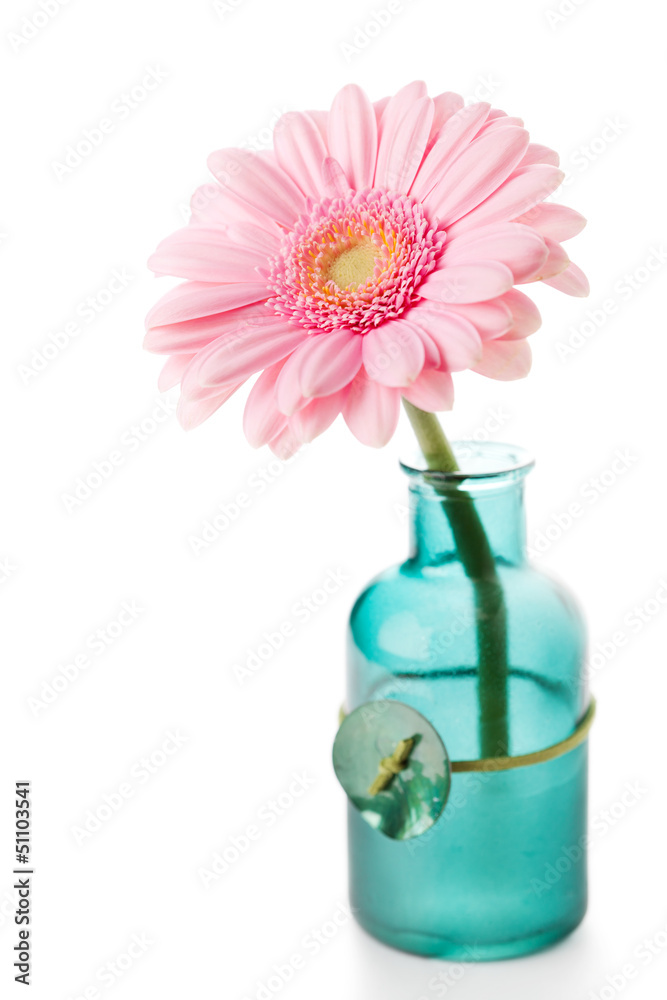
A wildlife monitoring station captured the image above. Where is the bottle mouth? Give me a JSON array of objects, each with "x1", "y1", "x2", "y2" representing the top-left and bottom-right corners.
[{"x1": 400, "y1": 441, "x2": 535, "y2": 484}]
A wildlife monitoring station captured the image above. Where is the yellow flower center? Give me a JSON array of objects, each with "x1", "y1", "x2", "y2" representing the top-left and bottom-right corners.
[
  {"x1": 267, "y1": 189, "x2": 444, "y2": 333},
  {"x1": 326, "y1": 242, "x2": 378, "y2": 289}
]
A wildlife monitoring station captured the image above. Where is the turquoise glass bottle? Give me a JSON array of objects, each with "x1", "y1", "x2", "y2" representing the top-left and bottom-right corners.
[{"x1": 345, "y1": 442, "x2": 590, "y2": 960}]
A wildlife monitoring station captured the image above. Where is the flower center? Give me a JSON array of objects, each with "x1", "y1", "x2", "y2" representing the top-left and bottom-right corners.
[
  {"x1": 327, "y1": 243, "x2": 379, "y2": 289},
  {"x1": 267, "y1": 189, "x2": 444, "y2": 334}
]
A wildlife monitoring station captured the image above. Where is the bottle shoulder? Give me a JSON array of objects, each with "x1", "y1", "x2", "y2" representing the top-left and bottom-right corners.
[
  {"x1": 351, "y1": 556, "x2": 582, "y2": 602},
  {"x1": 347, "y1": 558, "x2": 588, "y2": 754},
  {"x1": 349, "y1": 558, "x2": 586, "y2": 645}
]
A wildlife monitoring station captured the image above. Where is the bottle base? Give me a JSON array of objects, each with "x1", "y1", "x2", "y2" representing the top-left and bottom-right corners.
[{"x1": 352, "y1": 907, "x2": 586, "y2": 961}]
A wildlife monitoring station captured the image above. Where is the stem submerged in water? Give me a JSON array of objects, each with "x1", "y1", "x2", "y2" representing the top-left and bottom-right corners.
[{"x1": 402, "y1": 400, "x2": 509, "y2": 758}]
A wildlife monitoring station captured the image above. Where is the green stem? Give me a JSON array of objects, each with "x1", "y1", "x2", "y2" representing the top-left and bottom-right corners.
[{"x1": 402, "y1": 400, "x2": 509, "y2": 758}]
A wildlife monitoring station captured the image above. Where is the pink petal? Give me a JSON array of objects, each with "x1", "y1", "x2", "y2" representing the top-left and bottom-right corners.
[
  {"x1": 444, "y1": 222, "x2": 549, "y2": 282},
  {"x1": 419, "y1": 261, "x2": 514, "y2": 304},
  {"x1": 207, "y1": 148, "x2": 305, "y2": 227},
  {"x1": 327, "y1": 84, "x2": 377, "y2": 190},
  {"x1": 177, "y1": 382, "x2": 244, "y2": 430},
  {"x1": 275, "y1": 331, "x2": 362, "y2": 414},
  {"x1": 196, "y1": 317, "x2": 307, "y2": 387},
  {"x1": 425, "y1": 127, "x2": 531, "y2": 225},
  {"x1": 394, "y1": 81, "x2": 427, "y2": 100},
  {"x1": 530, "y1": 237, "x2": 570, "y2": 281},
  {"x1": 362, "y1": 320, "x2": 426, "y2": 386},
  {"x1": 373, "y1": 82, "x2": 427, "y2": 187},
  {"x1": 189, "y1": 183, "x2": 282, "y2": 232},
  {"x1": 426, "y1": 92, "x2": 466, "y2": 151},
  {"x1": 274, "y1": 355, "x2": 304, "y2": 416},
  {"x1": 224, "y1": 221, "x2": 282, "y2": 256},
  {"x1": 518, "y1": 143, "x2": 560, "y2": 167},
  {"x1": 543, "y1": 261, "x2": 590, "y2": 297},
  {"x1": 373, "y1": 96, "x2": 390, "y2": 143},
  {"x1": 472, "y1": 339, "x2": 532, "y2": 381},
  {"x1": 296, "y1": 331, "x2": 363, "y2": 398},
  {"x1": 411, "y1": 102, "x2": 491, "y2": 201},
  {"x1": 243, "y1": 363, "x2": 289, "y2": 447},
  {"x1": 305, "y1": 108, "x2": 328, "y2": 146},
  {"x1": 411, "y1": 325, "x2": 441, "y2": 368},
  {"x1": 343, "y1": 372, "x2": 400, "y2": 447},
  {"x1": 374, "y1": 84, "x2": 427, "y2": 152},
  {"x1": 268, "y1": 426, "x2": 302, "y2": 460},
  {"x1": 402, "y1": 369, "x2": 455, "y2": 411},
  {"x1": 447, "y1": 165, "x2": 565, "y2": 237},
  {"x1": 145, "y1": 281, "x2": 268, "y2": 331},
  {"x1": 321, "y1": 157, "x2": 351, "y2": 197},
  {"x1": 497, "y1": 289, "x2": 542, "y2": 339},
  {"x1": 274, "y1": 111, "x2": 328, "y2": 200},
  {"x1": 444, "y1": 300, "x2": 513, "y2": 341},
  {"x1": 374, "y1": 95, "x2": 434, "y2": 193},
  {"x1": 148, "y1": 226, "x2": 266, "y2": 282},
  {"x1": 513, "y1": 202, "x2": 587, "y2": 242},
  {"x1": 178, "y1": 381, "x2": 222, "y2": 405},
  {"x1": 158, "y1": 354, "x2": 195, "y2": 391},
  {"x1": 290, "y1": 390, "x2": 348, "y2": 443},
  {"x1": 409, "y1": 307, "x2": 483, "y2": 371},
  {"x1": 188, "y1": 182, "x2": 233, "y2": 227},
  {"x1": 144, "y1": 303, "x2": 271, "y2": 355},
  {"x1": 477, "y1": 115, "x2": 524, "y2": 134}
]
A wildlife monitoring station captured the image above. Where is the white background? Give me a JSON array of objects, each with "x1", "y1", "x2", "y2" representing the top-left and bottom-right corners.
[{"x1": 2, "y1": 0, "x2": 666, "y2": 997}]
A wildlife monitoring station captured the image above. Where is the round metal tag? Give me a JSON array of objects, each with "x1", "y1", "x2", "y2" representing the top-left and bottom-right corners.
[{"x1": 332, "y1": 700, "x2": 451, "y2": 840}]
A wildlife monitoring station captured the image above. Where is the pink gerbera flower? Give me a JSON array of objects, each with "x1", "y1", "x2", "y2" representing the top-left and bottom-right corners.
[{"x1": 145, "y1": 81, "x2": 588, "y2": 457}]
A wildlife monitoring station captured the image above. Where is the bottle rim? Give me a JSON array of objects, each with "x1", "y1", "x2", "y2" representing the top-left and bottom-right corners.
[{"x1": 399, "y1": 440, "x2": 535, "y2": 483}]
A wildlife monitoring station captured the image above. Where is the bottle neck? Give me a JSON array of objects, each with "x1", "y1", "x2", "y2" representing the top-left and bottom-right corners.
[{"x1": 408, "y1": 478, "x2": 528, "y2": 568}]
